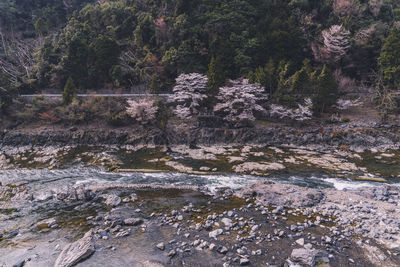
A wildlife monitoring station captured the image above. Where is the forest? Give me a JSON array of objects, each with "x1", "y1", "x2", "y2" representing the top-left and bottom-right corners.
[{"x1": 0, "y1": 0, "x2": 400, "y2": 123}]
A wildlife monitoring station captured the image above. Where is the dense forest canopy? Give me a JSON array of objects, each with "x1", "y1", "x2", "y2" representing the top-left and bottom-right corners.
[{"x1": 0, "y1": 0, "x2": 400, "y2": 114}]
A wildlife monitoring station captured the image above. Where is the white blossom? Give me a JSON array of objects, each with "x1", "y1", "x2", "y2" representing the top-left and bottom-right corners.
[
  {"x1": 336, "y1": 98, "x2": 363, "y2": 110},
  {"x1": 214, "y1": 79, "x2": 268, "y2": 122},
  {"x1": 322, "y1": 25, "x2": 351, "y2": 58},
  {"x1": 126, "y1": 98, "x2": 158, "y2": 124},
  {"x1": 269, "y1": 98, "x2": 313, "y2": 121},
  {"x1": 169, "y1": 73, "x2": 208, "y2": 119}
]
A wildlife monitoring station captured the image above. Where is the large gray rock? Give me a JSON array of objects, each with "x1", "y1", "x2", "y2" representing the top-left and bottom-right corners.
[
  {"x1": 290, "y1": 248, "x2": 329, "y2": 266},
  {"x1": 105, "y1": 194, "x2": 121, "y2": 207},
  {"x1": 54, "y1": 230, "x2": 95, "y2": 267},
  {"x1": 236, "y1": 181, "x2": 324, "y2": 208},
  {"x1": 56, "y1": 186, "x2": 95, "y2": 203},
  {"x1": 123, "y1": 217, "x2": 143, "y2": 226}
]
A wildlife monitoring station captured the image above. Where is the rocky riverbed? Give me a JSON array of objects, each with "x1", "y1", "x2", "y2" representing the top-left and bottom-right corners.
[
  {"x1": 1, "y1": 172, "x2": 400, "y2": 267},
  {"x1": 1, "y1": 122, "x2": 400, "y2": 266},
  {"x1": 1, "y1": 144, "x2": 399, "y2": 183}
]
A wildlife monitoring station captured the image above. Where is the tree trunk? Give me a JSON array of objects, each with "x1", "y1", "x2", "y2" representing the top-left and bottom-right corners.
[{"x1": 0, "y1": 28, "x2": 8, "y2": 57}]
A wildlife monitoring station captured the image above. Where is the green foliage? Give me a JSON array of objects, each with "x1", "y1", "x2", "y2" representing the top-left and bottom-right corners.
[
  {"x1": 248, "y1": 59, "x2": 277, "y2": 95},
  {"x1": 89, "y1": 35, "x2": 120, "y2": 85},
  {"x1": 34, "y1": 18, "x2": 48, "y2": 35},
  {"x1": 206, "y1": 57, "x2": 225, "y2": 96},
  {"x1": 378, "y1": 26, "x2": 400, "y2": 91},
  {"x1": 150, "y1": 74, "x2": 160, "y2": 95},
  {"x1": 62, "y1": 77, "x2": 77, "y2": 106},
  {"x1": 155, "y1": 99, "x2": 169, "y2": 130},
  {"x1": 5, "y1": 0, "x2": 400, "y2": 97},
  {"x1": 63, "y1": 37, "x2": 89, "y2": 88},
  {"x1": 290, "y1": 59, "x2": 313, "y2": 94},
  {"x1": 313, "y1": 65, "x2": 339, "y2": 114}
]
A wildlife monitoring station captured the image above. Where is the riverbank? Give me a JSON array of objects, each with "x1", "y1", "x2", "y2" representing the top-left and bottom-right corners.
[{"x1": 1, "y1": 120, "x2": 400, "y2": 149}]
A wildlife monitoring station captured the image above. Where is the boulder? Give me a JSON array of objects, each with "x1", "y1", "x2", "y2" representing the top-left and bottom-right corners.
[
  {"x1": 54, "y1": 230, "x2": 95, "y2": 267},
  {"x1": 236, "y1": 181, "x2": 324, "y2": 208},
  {"x1": 209, "y1": 229, "x2": 223, "y2": 239},
  {"x1": 123, "y1": 217, "x2": 143, "y2": 226},
  {"x1": 56, "y1": 186, "x2": 95, "y2": 203},
  {"x1": 290, "y1": 248, "x2": 329, "y2": 266},
  {"x1": 105, "y1": 194, "x2": 121, "y2": 207}
]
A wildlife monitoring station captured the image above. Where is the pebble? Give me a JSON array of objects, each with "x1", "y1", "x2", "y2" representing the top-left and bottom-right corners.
[{"x1": 156, "y1": 242, "x2": 165, "y2": 251}]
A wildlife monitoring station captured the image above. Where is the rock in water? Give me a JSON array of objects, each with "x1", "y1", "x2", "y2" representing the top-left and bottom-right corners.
[{"x1": 54, "y1": 230, "x2": 95, "y2": 267}]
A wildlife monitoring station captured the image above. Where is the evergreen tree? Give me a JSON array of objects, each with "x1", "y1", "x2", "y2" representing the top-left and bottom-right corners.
[
  {"x1": 248, "y1": 59, "x2": 276, "y2": 95},
  {"x1": 290, "y1": 59, "x2": 312, "y2": 94},
  {"x1": 313, "y1": 65, "x2": 339, "y2": 115},
  {"x1": 150, "y1": 74, "x2": 159, "y2": 95},
  {"x1": 63, "y1": 37, "x2": 88, "y2": 88},
  {"x1": 62, "y1": 77, "x2": 77, "y2": 105},
  {"x1": 378, "y1": 26, "x2": 400, "y2": 90},
  {"x1": 264, "y1": 59, "x2": 277, "y2": 95},
  {"x1": 206, "y1": 56, "x2": 225, "y2": 96}
]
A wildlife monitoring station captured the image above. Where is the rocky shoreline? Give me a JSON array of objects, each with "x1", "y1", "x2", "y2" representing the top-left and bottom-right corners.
[
  {"x1": 1, "y1": 122, "x2": 400, "y2": 149},
  {"x1": 2, "y1": 180, "x2": 400, "y2": 267}
]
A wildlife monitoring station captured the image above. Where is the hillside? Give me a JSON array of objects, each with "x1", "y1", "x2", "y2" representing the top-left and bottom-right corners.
[{"x1": 0, "y1": 0, "x2": 400, "y2": 127}]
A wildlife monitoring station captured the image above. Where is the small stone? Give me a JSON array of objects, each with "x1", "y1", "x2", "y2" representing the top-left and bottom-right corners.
[
  {"x1": 221, "y1": 218, "x2": 233, "y2": 227},
  {"x1": 209, "y1": 229, "x2": 223, "y2": 239},
  {"x1": 218, "y1": 246, "x2": 228, "y2": 254},
  {"x1": 156, "y1": 242, "x2": 165, "y2": 251},
  {"x1": 296, "y1": 238, "x2": 305, "y2": 246},
  {"x1": 240, "y1": 258, "x2": 250, "y2": 265},
  {"x1": 167, "y1": 250, "x2": 176, "y2": 258}
]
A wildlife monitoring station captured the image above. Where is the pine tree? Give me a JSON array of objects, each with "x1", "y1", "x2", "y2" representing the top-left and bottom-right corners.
[
  {"x1": 206, "y1": 56, "x2": 225, "y2": 96},
  {"x1": 62, "y1": 77, "x2": 77, "y2": 105},
  {"x1": 150, "y1": 74, "x2": 159, "y2": 95},
  {"x1": 378, "y1": 26, "x2": 400, "y2": 90},
  {"x1": 264, "y1": 59, "x2": 277, "y2": 95},
  {"x1": 290, "y1": 59, "x2": 312, "y2": 94},
  {"x1": 248, "y1": 59, "x2": 276, "y2": 95},
  {"x1": 313, "y1": 65, "x2": 339, "y2": 115}
]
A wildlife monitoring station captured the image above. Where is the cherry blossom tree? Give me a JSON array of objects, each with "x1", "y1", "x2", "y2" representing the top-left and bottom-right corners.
[
  {"x1": 214, "y1": 79, "x2": 268, "y2": 122},
  {"x1": 269, "y1": 98, "x2": 313, "y2": 121},
  {"x1": 126, "y1": 98, "x2": 158, "y2": 124},
  {"x1": 322, "y1": 25, "x2": 351, "y2": 62},
  {"x1": 336, "y1": 98, "x2": 363, "y2": 110},
  {"x1": 169, "y1": 73, "x2": 208, "y2": 119}
]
